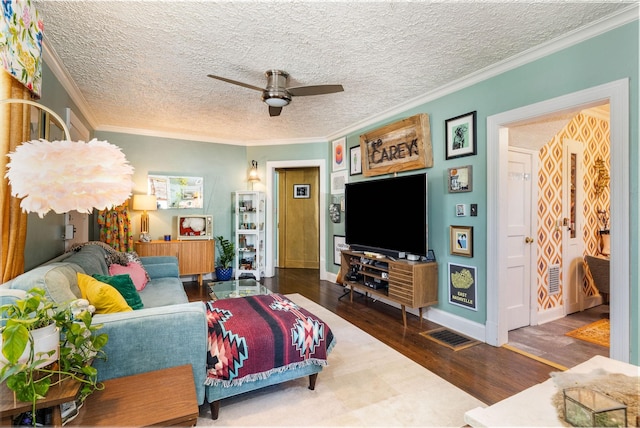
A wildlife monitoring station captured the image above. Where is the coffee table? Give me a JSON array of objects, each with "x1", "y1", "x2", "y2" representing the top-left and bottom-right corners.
[{"x1": 208, "y1": 279, "x2": 271, "y2": 300}]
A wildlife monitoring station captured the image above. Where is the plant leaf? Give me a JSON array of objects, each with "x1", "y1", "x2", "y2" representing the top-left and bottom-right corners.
[{"x1": 2, "y1": 324, "x2": 29, "y2": 363}]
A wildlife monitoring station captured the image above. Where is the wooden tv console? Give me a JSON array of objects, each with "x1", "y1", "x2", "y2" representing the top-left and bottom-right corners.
[{"x1": 340, "y1": 250, "x2": 438, "y2": 327}]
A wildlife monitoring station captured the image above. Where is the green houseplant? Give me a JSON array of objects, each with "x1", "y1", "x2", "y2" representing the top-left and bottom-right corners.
[
  {"x1": 0, "y1": 288, "x2": 108, "y2": 424},
  {"x1": 215, "y1": 236, "x2": 235, "y2": 281}
]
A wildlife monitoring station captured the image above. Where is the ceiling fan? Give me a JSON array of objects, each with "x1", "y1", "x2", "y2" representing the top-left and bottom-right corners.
[{"x1": 207, "y1": 70, "x2": 344, "y2": 117}]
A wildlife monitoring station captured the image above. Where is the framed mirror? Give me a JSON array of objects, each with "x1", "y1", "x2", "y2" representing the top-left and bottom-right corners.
[{"x1": 148, "y1": 174, "x2": 204, "y2": 209}]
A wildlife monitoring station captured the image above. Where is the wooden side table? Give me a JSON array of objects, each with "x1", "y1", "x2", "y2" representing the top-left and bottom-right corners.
[
  {"x1": 67, "y1": 364, "x2": 198, "y2": 426},
  {"x1": 1, "y1": 375, "x2": 82, "y2": 426}
]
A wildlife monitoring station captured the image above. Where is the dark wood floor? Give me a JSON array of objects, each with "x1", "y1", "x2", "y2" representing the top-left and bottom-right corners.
[{"x1": 185, "y1": 268, "x2": 597, "y2": 406}]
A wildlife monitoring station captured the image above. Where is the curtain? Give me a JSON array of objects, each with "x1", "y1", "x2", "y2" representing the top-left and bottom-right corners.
[
  {"x1": 0, "y1": 71, "x2": 30, "y2": 282},
  {"x1": 97, "y1": 202, "x2": 134, "y2": 252}
]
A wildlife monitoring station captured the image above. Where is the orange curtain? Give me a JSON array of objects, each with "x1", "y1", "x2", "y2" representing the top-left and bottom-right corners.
[
  {"x1": 0, "y1": 71, "x2": 30, "y2": 282},
  {"x1": 97, "y1": 202, "x2": 134, "y2": 252}
]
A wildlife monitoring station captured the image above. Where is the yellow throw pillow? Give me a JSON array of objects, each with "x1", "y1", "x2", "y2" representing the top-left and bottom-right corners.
[{"x1": 77, "y1": 272, "x2": 132, "y2": 314}]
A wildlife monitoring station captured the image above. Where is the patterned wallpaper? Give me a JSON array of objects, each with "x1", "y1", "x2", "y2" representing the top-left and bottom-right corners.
[{"x1": 536, "y1": 112, "x2": 610, "y2": 311}]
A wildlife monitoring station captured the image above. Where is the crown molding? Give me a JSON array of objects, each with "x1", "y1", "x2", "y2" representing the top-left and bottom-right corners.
[
  {"x1": 96, "y1": 124, "x2": 325, "y2": 146},
  {"x1": 43, "y1": 5, "x2": 637, "y2": 146},
  {"x1": 42, "y1": 36, "x2": 98, "y2": 129},
  {"x1": 325, "y1": 4, "x2": 638, "y2": 142}
]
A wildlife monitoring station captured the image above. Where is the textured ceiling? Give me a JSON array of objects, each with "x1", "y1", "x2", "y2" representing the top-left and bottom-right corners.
[{"x1": 36, "y1": 1, "x2": 629, "y2": 144}]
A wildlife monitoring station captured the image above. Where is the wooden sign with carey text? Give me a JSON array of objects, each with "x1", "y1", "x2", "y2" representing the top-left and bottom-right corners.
[{"x1": 360, "y1": 113, "x2": 433, "y2": 177}]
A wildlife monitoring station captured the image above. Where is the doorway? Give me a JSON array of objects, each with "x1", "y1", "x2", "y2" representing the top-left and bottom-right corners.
[
  {"x1": 277, "y1": 167, "x2": 320, "y2": 268},
  {"x1": 487, "y1": 79, "x2": 630, "y2": 363},
  {"x1": 265, "y1": 159, "x2": 328, "y2": 279}
]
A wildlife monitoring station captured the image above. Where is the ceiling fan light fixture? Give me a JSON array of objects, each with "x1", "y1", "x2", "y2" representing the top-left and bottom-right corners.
[{"x1": 264, "y1": 95, "x2": 290, "y2": 107}]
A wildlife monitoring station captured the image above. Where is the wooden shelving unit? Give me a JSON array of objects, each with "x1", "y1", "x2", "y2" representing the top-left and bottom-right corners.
[{"x1": 340, "y1": 250, "x2": 438, "y2": 327}]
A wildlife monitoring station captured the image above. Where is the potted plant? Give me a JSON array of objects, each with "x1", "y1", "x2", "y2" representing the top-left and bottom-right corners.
[
  {"x1": 0, "y1": 288, "x2": 108, "y2": 425},
  {"x1": 215, "y1": 235, "x2": 235, "y2": 281}
]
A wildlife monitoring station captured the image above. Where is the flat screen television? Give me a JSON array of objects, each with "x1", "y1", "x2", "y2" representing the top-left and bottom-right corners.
[{"x1": 345, "y1": 173, "x2": 428, "y2": 258}]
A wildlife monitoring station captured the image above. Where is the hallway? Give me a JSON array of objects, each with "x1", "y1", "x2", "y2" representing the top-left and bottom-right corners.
[{"x1": 507, "y1": 304, "x2": 610, "y2": 368}]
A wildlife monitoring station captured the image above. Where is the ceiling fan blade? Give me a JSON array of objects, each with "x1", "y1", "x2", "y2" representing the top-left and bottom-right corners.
[
  {"x1": 269, "y1": 106, "x2": 283, "y2": 117},
  {"x1": 207, "y1": 74, "x2": 264, "y2": 92},
  {"x1": 287, "y1": 84, "x2": 344, "y2": 97}
]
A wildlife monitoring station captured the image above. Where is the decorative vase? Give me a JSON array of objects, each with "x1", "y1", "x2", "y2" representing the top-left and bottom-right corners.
[
  {"x1": 0, "y1": 322, "x2": 60, "y2": 369},
  {"x1": 215, "y1": 267, "x2": 233, "y2": 281}
]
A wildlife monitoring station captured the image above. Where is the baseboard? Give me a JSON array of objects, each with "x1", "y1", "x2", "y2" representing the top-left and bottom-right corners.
[
  {"x1": 423, "y1": 307, "x2": 486, "y2": 342},
  {"x1": 583, "y1": 294, "x2": 603, "y2": 310},
  {"x1": 536, "y1": 306, "x2": 565, "y2": 325}
]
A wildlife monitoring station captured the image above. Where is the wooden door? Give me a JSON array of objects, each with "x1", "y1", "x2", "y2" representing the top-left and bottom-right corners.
[{"x1": 277, "y1": 168, "x2": 319, "y2": 268}]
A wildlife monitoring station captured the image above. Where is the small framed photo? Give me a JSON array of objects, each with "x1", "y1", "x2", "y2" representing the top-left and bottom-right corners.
[
  {"x1": 445, "y1": 111, "x2": 477, "y2": 160},
  {"x1": 426, "y1": 249, "x2": 436, "y2": 262},
  {"x1": 331, "y1": 170, "x2": 348, "y2": 195},
  {"x1": 450, "y1": 225, "x2": 473, "y2": 257},
  {"x1": 448, "y1": 165, "x2": 473, "y2": 193},
  {"x1": 293, "y1": 184, "x2": 310, "y2": 199},
  {"x1": 456, "y1": 204, "x2": 466, "y2": 217},
  {"x1": 350, "y1": 145, "x2": 362, "y2": 176},
  {"x1": 333, "y1": 235, "x2": 347, "y2": 265},
  {"x1": 332, "y1": 137, "x2": 347, "y2": 171}
]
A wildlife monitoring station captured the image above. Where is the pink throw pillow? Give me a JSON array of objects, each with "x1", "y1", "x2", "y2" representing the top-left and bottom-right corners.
[{"x1": 108, "y1": 262, "x2": 149, "y2": 291}]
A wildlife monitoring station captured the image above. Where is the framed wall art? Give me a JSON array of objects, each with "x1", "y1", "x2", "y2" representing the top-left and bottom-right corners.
[
  {"x1": 293, "y1": 184, "x2": 310, "y2": 198},
  {"x1": 333, "y1": 235, "x2": 346, "y2": 265},
  {"x1": 448, "y1": 165, "x2": 473, "y2": 193},
  {"x1": 450, "y1": 225, "x2": 473, "y2": 257},
  {"x1": 445, "y1": 111, "x2": 476, "y2": 160},
  {"x1": 456, "y1": 204, "x2": 466, "y2": 217},
  {"x1": 448, "y1": 262, "x2": 477, "y2": 311},
  {"x1": 331, "y1": 170, "x2": 348, "y2": 195},
  {"x1": 148, "y1": 174, "x2": 204, "y2": 209},
  {"x1": 350, "y1": 145, "x2": 362, "y2": 175},
  {"x1": 332, "y1": 137, "x2": 347, "y2": 171}
]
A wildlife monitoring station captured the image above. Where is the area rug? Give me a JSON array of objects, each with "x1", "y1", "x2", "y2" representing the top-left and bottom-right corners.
[
  {"x1": 565, "y1": 319, "x2": 610, "y2": 347},
  {"x1": 420, "y1": 327, "x2": 480, "y2": 351},
  {"x1": 197, "y1": 293, "x2": 486, "y2": 426}
]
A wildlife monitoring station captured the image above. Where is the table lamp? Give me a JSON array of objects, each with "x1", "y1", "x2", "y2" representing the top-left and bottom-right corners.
[{"x1": 132, "y1": 195, "x2": 157, "y2": 241}]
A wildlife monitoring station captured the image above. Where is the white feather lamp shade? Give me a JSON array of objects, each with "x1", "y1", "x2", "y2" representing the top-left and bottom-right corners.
[{"x1": 5, "y1": 139, "x2": 134, "y2": 218}]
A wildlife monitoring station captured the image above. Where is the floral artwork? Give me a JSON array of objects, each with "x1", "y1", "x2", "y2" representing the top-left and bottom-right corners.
[{"x1": 1, "y1": 0, "x2": 43, "y2": 96}]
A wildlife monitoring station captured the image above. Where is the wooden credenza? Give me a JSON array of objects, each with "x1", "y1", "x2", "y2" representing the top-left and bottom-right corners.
[
  {"x1": 340, "y1": 250, "x2": 438, "y2": 327},
  {"x1": 134, "y1": 240, "x2": 214, "y2": 285}
]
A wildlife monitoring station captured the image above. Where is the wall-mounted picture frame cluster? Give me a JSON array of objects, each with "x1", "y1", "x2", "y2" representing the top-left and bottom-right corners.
[
  {"x1": 445, "y1": 111, "x2": 476, "y2": 160},
  {"x1": 450, "y1": 225, "x2": 473, "y2": 257}
]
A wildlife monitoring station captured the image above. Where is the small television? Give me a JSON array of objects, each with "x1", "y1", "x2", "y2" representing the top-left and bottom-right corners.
[
  {"x1": 176, "y1": 215, "x2": 213, "y2": 240},
  {"x1": 345, "y1": 173, "x2": 428, "y2": 258}
]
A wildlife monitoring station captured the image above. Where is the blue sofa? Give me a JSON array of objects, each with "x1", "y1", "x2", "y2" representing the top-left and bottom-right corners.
[
  {"x1": 2, "y1": 244, "x2": 332, "y2": 418},
  {"x1": 0, "y1": 245, "x2": 208, "y2": 405}
]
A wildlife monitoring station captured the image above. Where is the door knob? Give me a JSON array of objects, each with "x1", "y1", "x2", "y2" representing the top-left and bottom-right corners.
[{"x1": 525, "y1": 237, "x2": 534, "y2": 244}]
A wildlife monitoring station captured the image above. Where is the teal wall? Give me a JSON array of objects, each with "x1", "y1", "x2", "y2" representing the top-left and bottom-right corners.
[
  {"x1": 24, "y1": 20, "x2": 638, "y2": 362},
  {"x1": 95, "y1": 132, "x2": 248, "y2": 242}
]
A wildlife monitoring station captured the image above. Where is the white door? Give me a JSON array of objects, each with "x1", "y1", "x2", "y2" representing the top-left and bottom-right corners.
[
  {"x1": 506, "y1": 149, "x2": 535, "y2": 331},
  {"x1": 562, "y1": 139, "x2": 585, "y2": 314}
]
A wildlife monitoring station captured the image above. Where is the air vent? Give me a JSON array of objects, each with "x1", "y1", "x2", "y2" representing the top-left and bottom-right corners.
[{"x1": 548, "y1": 264, "x2": 560, "y2": 295}]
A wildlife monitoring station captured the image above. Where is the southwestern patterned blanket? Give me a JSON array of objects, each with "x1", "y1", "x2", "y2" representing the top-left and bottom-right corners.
[{"x1": 204, "y1": 293, "x2": 336, "y2": 387}]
